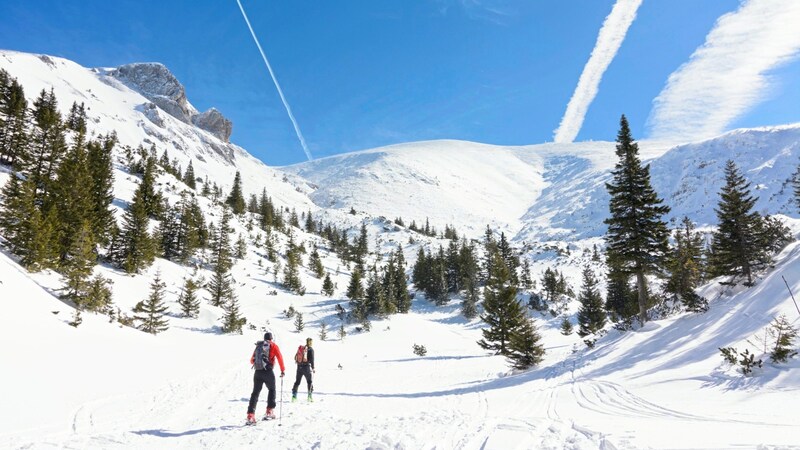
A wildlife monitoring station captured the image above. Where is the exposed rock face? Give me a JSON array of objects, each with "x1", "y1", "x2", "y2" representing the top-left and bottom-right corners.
[
  {"x1": 112, "y1": 63, "x2": 233, "y2": 142},
  {"x1": 138, "y1": 102, "x2": 165, "y2": 127},
  {"x1": 192, "y1": 108, "x2": 232, "y2": 142},
  {"x1": 113, "y1": 63, "x2": 195, "y2": 123}
]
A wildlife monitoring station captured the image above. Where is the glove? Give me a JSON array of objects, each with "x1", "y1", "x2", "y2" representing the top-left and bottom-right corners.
[{"x1": 280, "y1": 371, "x2": 285, "y2": 378}]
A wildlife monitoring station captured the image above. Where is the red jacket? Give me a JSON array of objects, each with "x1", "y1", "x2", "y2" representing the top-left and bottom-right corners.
[{"x1": 250, "y1": 341, "x2": 286, "y2": 372}]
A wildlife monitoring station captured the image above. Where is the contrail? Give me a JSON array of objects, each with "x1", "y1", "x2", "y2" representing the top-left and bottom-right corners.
[
  {"x1": 236, "y1": 0, "x2": 313, "y2": 161},
  {"x1": 648, "y1": 0, "x2": 800, "y2": 142},
  {"x1": 554, "y1": 0, "x2": 643, "y2": 144}
]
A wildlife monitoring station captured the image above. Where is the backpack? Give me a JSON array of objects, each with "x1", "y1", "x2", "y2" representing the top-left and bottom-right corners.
[
  {"x1": 295, "y1": 345, "x2": 307, "y2": 364},
  {"x1": 254, "y1": 341, "x2": 272, "y2": 370}
]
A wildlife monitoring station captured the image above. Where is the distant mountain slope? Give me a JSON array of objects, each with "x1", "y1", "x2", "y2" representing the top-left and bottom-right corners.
[{"x1": 0, "y1": 50, "x2": 312, "y2": 210}]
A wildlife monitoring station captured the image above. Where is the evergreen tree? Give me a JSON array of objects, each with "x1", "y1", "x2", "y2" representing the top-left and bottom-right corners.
[
  {"x1": 117, "y1": 182, "x2": 157, "y2": 274},
  {"x1": 520, "y1": 258, "x2": 533, "y2": 290},
  {"x1": 226, "y1": 171, "x2": 246, "y2": 215},
  {"x1": 0, "y1": 174, "x2": 55, "y2": 269},
  {"x1": 462, "y1": 275, "x2": 479, "y2": 319},
  {"x1": 794, "y1": 163, "x2": 800, "y2": 213},
  {"x1": 708, "y1": 160, "x2": 766, "y2": 286},
  {"x1": 183, "y1": 160, "x2": 196, "y2": 189},
  {"x1": 83, "y1": 274, "x2": 114, "y2": 314},
  {"x1": 322, "y1": 272, "x2": 335, "y2": 296},
  {"x1": 319, "y1": 322, "x2": 328, "y2": 341},
  {"x1": 133, "y1": 272, "x2": 170, "y2": 334},
  {"x1": 294, "y1": 312, "x2": 305, "y2": 332},
  {"x1": 769, "y1": 314, "x2": 798, "y2": 363},
  {"x1": 560, "y1": 316, "x2": 573, "y2": 336},
  {"x1": 221, "y1": 294, "x2": 246, "y2": 334},
  {"x1": 665, "y1": 217, "x2": 707, "y2": 312},
  {"x1": 309, "y1": 245, "x2": 325, "y2": 278},
  {"x1": 21, "y1": 89, "x2": 66, "y2": 203},
  {"x1": 604, "y1": 115, "x2": 670, "y2": 324},
  {"x1": 605, "y1": 260, "x2": 638, "y2": 321},
  {"x1": 497, "y1": 232, "x2": 519, "y2": 284},
  {"x1": 392, "y1": 246, "x2": 411, "y2": 313},
  {"x1": 53, "y1": 128, "x2": 95, "y2": 265},
  {"x1": 235, "y1": 233, "x2": 247, "y2": 259},
  {"x1": 347, "y1": 267, "x2": 367, "y2": 321},
  {"x1": 282, "y1": 232, "x2": 304, "y2": 294},
  {"x1": 477, "y1": 252, "x2": 525, "y2": 356},
  {"x1": 576, "y1": 267, "x2": 606, "y2": 338},
  {"x1": 60, "y1": 221, "x2": 96, "y2": 306},
  {"x1": 66, "y1": 102, "x2": 87, "y2": 134},
  {"x1": 177, "y1": 278, "x2": 200, "y2": 318},
  {"x1": 86, "y1": 135, "x2": 116, "y2": 245},
  {"x1": 138, "y1": 153, "x2": 163, "y2": 218},
  {"x1": 506, "y1": 317, "x2": 545, "y2": 370},
  {"x1": 0, "y1": 76, "x2": 28, "y2": 167},
  {"x1": 365, "y1": 268, "x2": 389, "y2": 317},
  {"x1": 338, "y1": 323, "x2": 347, "y2": 341},
  {"x1": 208, "y1": 211, "x2": 236, "y2": 307}
]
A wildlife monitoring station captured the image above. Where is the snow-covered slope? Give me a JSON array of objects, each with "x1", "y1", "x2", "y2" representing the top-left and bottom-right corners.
[{"x1": 0, "y1": 50, "x2": 312, "y2": 209}]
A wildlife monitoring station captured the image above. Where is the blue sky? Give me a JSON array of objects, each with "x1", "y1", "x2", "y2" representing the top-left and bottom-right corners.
[{"x1": 1, "y1": 0, "x2": 799, "y2": 165}]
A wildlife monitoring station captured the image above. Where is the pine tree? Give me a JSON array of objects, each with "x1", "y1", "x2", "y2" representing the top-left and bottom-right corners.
[
  {"x1": 208, "y1": 212, "x2": 236, "y2": 307},
  {"x1": 133, "y1": 272, "x2": 170, "y2": 335},
  {"x1": 0, "y1": 174, "x2": 55, "y2": 269},
  {"x1": 226, "y1": 171, "x2": 246, "y2": 215},
  {"x1": 520, "y1": 258, "x2": 533, "y2": 290},
  {"x1": 708, "y1": 160, "x2": 766, "y2": 286},
  {"x1": 322, "y1": 272, "x2": 335, "y2": 296},
  {"x1": 576, "y1": 267, "x2": 606, "y2": 338},
  {"x1": 560, "y1": 316, "x2": 573, "y2": 336},
  {"x1": 177, "y1": 278, "x2": 200, "y2": 318},
  {"x1": 477, "y1": 252, "x2": 525, "y2": 356},
  {"x1": 338, "y1": 323, "x2": 347, "y2": 341},
  {"x1": 83, "y1": 274, "x2": 114, "y2": 314},
  {"x1": 604, "y1": 115, "x2": 670, "y2": 324},
  {"x1": 309, "y1": 245, "x2": 325, "y2": 278},
  {"x1": 21, "y1": 89, "x2": 67, "y2": 203},
  {"x1": 665, "y1": 217, "x2": 707, "y2": 312},
  {"x1": 347, "y1": 267, "x2": 366, "y2": 322},
  {"x1": 769, "y1": 314, "x2": 798, "y2": 363},
  {"x1": 294, "y1": 312, "x2": 305, "y2": 332},
  {"x1": 183, "y1": 160, "x2": 196, "y2": 189},
  {"x1": 0, "y1": 76, "x2": 28, "y2": 167},
  {"x1": 138, "y1": 153, "x2": 163, "y2": 218},
  {"x1": 462, "y1": 275, "x2": 479, "y2": 319},
  {"x1": 391, "y1": 246, "x2": 411, "y2": 313},
  {"x1": 794, "y1": 163, "x2": 800, "y2": 213},
  {"x1": 221, "y1": 294, "x2": 246, "y2": 334},
  {"x1": 117, "y1": 182, "x2": 157, "y2": 274},
  {"x1": 235, "y1": 233, "x2": 247, "y2": 259},
  {"x1": 506, "y1": 317, "x2": 545, "y2": 370},
  {"x1": 60, "y1": 221, "x2": 96, "y2": 307},
  {"x1": 282, "y1": 232, "x2": 304, "y2": 294},
  {"x1": 605, "y1": 259, "x2": 638, "y2": 321},
  {"x1": 86, "y1": 135, "x2": 116, "y2": 245},
  {"x1": 319, "y1": 322, "x2": 328, "y2": 341},
  {"x1": 53, "y1": 129, "x2": 95, "y2": 265},
  {"x1": 68, "y1": 308, "x2": 83, "y2": 328}
]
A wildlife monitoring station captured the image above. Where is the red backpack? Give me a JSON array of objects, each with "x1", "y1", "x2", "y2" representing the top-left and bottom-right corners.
[{"x1": 294, "y1": 345, "x2": 307, "y2": 364}]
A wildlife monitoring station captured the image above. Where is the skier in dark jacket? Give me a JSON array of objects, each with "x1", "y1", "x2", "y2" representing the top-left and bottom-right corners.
[
  {"x1": 246, "y1": 332, "x2": 285, "y2": 424},
  {"x1": 292, "y1": 337, "x2": 315, "y2": 402}
]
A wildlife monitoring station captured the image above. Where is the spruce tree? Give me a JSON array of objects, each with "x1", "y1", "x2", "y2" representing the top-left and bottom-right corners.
[
  {"x1": 309, "y1": 245, "x2": 325, "y2": 278},
  {"x1": 282, "y1": 232, "x2": 304, "y2": 294},
  {"x1": 226, "y1": 171, "x2": 246, "y2": 215},
  {"x1": 21, "y1": 89, "x2": 67, "y2": 203},
  {"x1": 477, "y1": 252, "x2": 525, "y2": 356},
  {"x1": 560, "y1": 316, "x2": 573, "y2": 336},
  {"x1": 794, "y1": 163, "x2": 800, "y2": 213},
  {"x1": 183, "y1": 160, "x2": 196, "y2": 190},
  {"x1": 347, "y1": 267, "x2": 366, "y2": 322},
  {"x1": 133, "y1": 272, "x2": 170, "y2": 335},
  {"x1": 84, "y1": 274, "x2": 114, "y2": 314},
  {"x1": 53, "y1": 129, "x2": 95, "y2": 265},
  {"x1": 665, "y1": 217, "x2": 707, "y2": 312},
  {"x1": 294, "y1": 312, "x2": 305, "y2": 332},
  {"x1": 235, "y1": 233, "x2": 247, "y2": 259},
  {"x1": 208, "y1": 218, "x2": 235, "y2": 307},
  {"x1": 576, "y1": 267, "x2": 606, "y2": 338},
  {"x1": 0, "y1": 76, "x2": 28, "y2": 167},
  {"x1": 322, "y1": 272, "x2": 335, "y2": 296},
  {"x1": 338, "y1": 323, "x2": 347, "y2": 341},
  {"x1": 177, "y1": 278, "x2": 200, "y2": 318},
  {"x1": 604, "y1": 115, "x2": 670, "y2": 324},
  {"x1": 462, "y1": 275, "x2": 479, "y2": 319},
  {"x1": 60, "y1": 221, "x2": 96, "y2": 306},
  {"x1": 506, "y1": 317, "x2": 545, "y2": 370},
  {"x1": 708, "y1": 160, "x2": 765, "y2": 286},
  {"x1": 221, "y1": 294, "x2": 246, "y2": 334},
  {"x1": 86, "y1": 135, "x2": 116, "y2": 245},
  {"x1": 319, "y1": 322, "x2": 328, "y2": 341},
  {"x1": 117, "y1": 182, "x2": 157, "y2": 274},
  {"x1": 391, "y1": 246, "x2": 411, "y2": 313},
  {"x1": 605, "y1": 260, "x2": 638, "y2": 321}
]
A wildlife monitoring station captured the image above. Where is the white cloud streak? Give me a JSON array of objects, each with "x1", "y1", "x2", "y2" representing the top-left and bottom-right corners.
[
  {"x1": 554, "y1": 0, "x2": 643, "y2": 144},
  {"x1": 648, "y1": 0, "x2": 800, "y2": 142},
  {"x1": 236, "y1": 0, "x2": 313, "y2": 161}
]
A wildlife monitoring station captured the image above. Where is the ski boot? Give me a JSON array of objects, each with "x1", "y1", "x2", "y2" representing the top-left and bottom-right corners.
[
  {"x1": 246, "y1": 413, "x2": 257, "y2": 425},
  {"x1": 263, "y1": 408, "x2": 276, "y2": 420},
  {"x1": 291, "y1": 392, "x2": 298, "y2": 403},
  {"x1": 307, "y1": 393, "x2": 313, "y2": 403}
]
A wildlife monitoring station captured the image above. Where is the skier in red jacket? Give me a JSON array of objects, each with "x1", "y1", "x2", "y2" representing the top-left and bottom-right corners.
[{"x1": 247, "y1": 332, "x2": 285, "y2": 424}]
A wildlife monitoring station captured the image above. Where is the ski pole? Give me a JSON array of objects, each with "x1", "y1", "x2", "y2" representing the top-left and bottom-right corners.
[
  {"x1": 782, "y1": 275, "x2": 800, "y2": 318},
  {"x1": 279, "y1": 375, "x2": 284, "y2": 427}
]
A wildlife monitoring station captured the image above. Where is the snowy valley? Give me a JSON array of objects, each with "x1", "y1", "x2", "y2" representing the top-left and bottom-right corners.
[{"x1": 1, "y1": 50, "x2": 800, "y2": 449}]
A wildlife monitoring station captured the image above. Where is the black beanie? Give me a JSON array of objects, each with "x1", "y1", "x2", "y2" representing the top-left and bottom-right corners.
[{"x1": 264, "y1": 332, "x2": 273, "y2": 341}]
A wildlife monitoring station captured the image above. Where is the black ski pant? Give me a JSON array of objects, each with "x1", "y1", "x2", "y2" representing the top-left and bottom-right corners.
[
  {"x1": 292, "y1": 364, "x2": 313, "y2": 394},
  {"x1": 247, "y1": 368, "x2": 276, "y2": 413}
]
